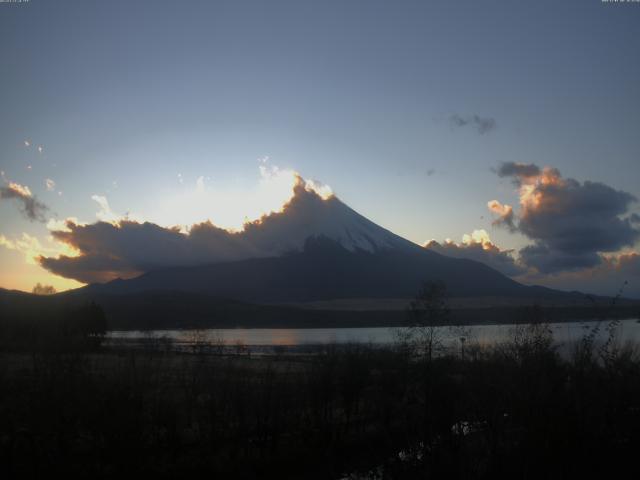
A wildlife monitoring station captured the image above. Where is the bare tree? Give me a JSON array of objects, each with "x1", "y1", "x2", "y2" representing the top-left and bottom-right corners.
[
  {"x1": 32, "y1": 283, "x2": 56, "y2": 295},
  {"x1": 408, "y1": 281, "x2": 450, "y2": 361}
]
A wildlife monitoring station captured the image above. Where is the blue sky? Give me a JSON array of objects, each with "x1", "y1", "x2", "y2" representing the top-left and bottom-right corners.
[{"x1": 1, "y1": 0, "x2": 639, "y2": 295}]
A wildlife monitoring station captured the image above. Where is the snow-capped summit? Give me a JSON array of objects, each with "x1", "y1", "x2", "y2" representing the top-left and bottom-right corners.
[{"x1": 241, "y1": 179, "x2": 417, "y2": 256}]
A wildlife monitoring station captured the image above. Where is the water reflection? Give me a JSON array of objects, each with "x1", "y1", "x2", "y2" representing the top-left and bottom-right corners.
[{"x1": 108, "y1": 318, "x2": 640, "y2": 348}]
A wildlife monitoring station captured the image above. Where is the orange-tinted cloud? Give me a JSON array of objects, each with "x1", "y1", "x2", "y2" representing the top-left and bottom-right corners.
[
  {"x1": 487, "y1": 200, "x2": 515, "y2": 231},
  {"x1": 424, "y1": 229, "x2": 526, "y2": 277},
  {"x1": 490, "y1": 162, "x2": 639, "y2": 273}
]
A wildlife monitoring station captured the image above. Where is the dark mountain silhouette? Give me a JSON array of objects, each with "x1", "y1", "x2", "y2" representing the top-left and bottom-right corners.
[
  {"x1": 80, "y1": 236, "x2": 568, "y2": 303},
  {"x1": 63, "y1": 182, "x2": 602, "y2": 304}
]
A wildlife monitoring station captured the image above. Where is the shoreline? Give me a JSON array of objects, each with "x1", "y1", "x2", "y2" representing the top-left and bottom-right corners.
[{"x1": 103, "y1": 305, "x2": 640, "y2": 331}]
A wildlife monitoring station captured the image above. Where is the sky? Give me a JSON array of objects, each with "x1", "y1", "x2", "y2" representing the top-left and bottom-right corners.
[{"x1": 1, "y1": 0, "x2": 639, "y2": 297}]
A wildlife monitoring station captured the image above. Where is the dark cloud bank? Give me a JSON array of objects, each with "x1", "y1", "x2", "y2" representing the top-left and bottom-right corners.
[
  {"x1": 426, "y1": 162, "x2": 640, "y2": 296},
  {"x1": 0, "y1": 183, "x2": 48, "y2": 222},
  {"x1": 484, "y1": 162, "x2": 640, "y2": 297},
  {"x1": 424, "y1": 237, "x2": 525, "y2": 277},
  {"x1": 528, "y1": 252, "x2": 640, "y2": 299},
  {"x1": 492, "y1": 162, "x2": 639, "y2": 274}
]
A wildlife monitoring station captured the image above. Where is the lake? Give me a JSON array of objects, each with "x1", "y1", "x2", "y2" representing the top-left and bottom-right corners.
[{"x1": 108, "y1": 318, "x2": 640, "y2": 350}]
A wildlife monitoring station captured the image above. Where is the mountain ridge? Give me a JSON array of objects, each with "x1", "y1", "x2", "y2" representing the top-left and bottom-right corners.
[
  {"x1": 38, "y1": 178, "x2": 616, "y2": 307},
  {"x1": 78, "y1": 235, "x2": 566, "y2": 303}
]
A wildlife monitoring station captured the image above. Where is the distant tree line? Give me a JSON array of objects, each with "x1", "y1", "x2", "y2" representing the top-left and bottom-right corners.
[
  {"x1": 32, "y1": 283, "x2": 57, "y2": 295},
  {"x1": 0, "y1": 299, "x2": 107, "y2": 351}
]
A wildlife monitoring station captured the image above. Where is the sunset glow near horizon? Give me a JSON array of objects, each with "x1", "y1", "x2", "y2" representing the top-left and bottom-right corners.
[{"x1": 1, "y1": 0, "x2": 640, "y2": 297}]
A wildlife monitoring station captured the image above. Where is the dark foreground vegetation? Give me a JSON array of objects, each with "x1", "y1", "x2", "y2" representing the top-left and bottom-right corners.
[
  {"x1": 0, "y1": 299, "x2": 107, "y2": 352},
  {"x1": 2, "y1": 283, "x2": 640, "y2": 478},
  {"x1": 1, "y1": 322, "x2": 640, "y2": 479}
]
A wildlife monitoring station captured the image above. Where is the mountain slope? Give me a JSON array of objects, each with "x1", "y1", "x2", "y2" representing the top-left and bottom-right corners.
[
  {"x1": 58, "y1": 179, "x2": 581, "y2": 303},
  {"x1": 82, "y1": 236, "x2": 560, "y2": 303}
]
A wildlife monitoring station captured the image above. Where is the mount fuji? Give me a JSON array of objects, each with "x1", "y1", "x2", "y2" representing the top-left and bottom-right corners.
[{"x1": 72, "y1": 179, "x2": 563, "y2": 304}]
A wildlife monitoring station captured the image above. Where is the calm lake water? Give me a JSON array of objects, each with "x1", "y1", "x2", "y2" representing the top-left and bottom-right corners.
[{"x1": 108, "y1": 318, "x2": 640, "y2": 348}]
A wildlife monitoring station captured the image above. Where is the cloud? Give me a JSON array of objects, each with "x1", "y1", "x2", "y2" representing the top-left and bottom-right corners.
[
  {"x1": 0, "y1": 232, "x2": 76, "y2": 265},
  {"x1": 46, "y1": 217, "x2": 80, "y2": 232},
  {"x1": 518, "y1": 243, "x2": 601, "y2": 274},
  {"x1": 450, "y1": 114, "x2": 497, "y2": 134},
  {"x1": 40, "y1": 248, "x2": 144, "y2": 284},
  {"x1": 487, "y1": 200, "x2": 516, "y2": 231},
  {"x1": 91, "y1": 194, "x2": 143, "y2": 224},
  {"x1": 424, "y1": 229, "x2": 526, "y2": 277},
  {"x1": 519, "y1": 251, "x2": 640, "y2": 299},
  {"x1": 91, "y1": 194, "x2": 119, "y2": 223},
  {"x1": 0, "y1": 180, "x2": 48, "y2": 222},
  {"x1": 489, "y1": 162, "x2": 639, "y2": 273},
  {"x1": 39, "y1": 175, "x2": 338, "y2": 284},
  {"x1": 610, "y1": 252, "x2": 640, "y2": 278},
  {"x1": 495, "y1": 162, "x2": 541, "y2": 181},
  {"x1": 195, "y1": 176, "x2": 205, "y2": 193},
  {"x1": 302, "y1": 177, "x2": 333, "y2": 200}
]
